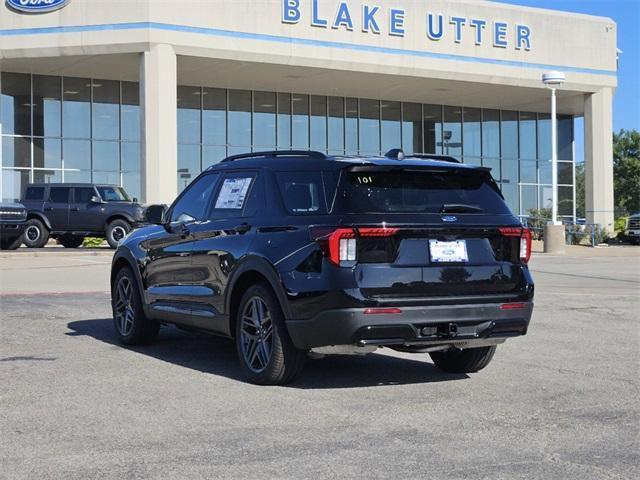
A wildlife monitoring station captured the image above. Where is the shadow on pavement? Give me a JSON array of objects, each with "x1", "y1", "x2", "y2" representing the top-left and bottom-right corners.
[{"x1": 66, "y1": 318, "x2": 468, "y2": 389}]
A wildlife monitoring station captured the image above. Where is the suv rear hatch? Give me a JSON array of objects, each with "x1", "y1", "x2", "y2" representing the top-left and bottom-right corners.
[{"x1": 314, "y1": 164, "x2": 532, "y2": 303}]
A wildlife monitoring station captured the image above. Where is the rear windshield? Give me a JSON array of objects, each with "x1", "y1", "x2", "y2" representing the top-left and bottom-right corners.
[{"x1": 334, "y1": 168, "x2": 510, "y2": 215}]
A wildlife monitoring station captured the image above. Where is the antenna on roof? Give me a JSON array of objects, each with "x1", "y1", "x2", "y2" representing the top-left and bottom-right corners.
[{"x1": 385, "y1": 148, "x2": 405, "y2": 160}]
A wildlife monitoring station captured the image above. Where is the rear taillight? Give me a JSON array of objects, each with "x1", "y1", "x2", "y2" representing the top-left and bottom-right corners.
[
  {"x1": 499, "y1": 227, "x2": 532, "y2": 264},
  {"x1": 311, "y1": 226, "x2": 398, "y2": 265}
]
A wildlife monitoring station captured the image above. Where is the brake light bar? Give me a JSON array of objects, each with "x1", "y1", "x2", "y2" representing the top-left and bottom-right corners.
[
  {"x1": 499, "y1": 227, "x2": 532, "y2": 264},
  {"x1": 499, "y1": 302, "x2": 529, "y2": 310},
  {"x1": 312, "y1": 226, "x2": 399, "y2": 265},
  {"x1": 364, "y1": 308, "x2": 402, "y2": 315}
]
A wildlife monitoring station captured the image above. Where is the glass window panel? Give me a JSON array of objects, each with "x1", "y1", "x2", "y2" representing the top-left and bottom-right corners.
[
  {"x1": 177, "y1": 86, "x2": 201, "y2": 144},
  {"x1": 1, "y1": 72, "x2": 31, "y2": 136},
  {"x1": 33, "y1": 169, "x2": 62, "y2": 185},
  {"x1": 345, "y1": 98, "x2": 358, "y2": 155},
  {"x1": 178, "y1": 144, "x2": 201, "y2": 193},
  {"x1": 482, "y1": 109, "x2": 500, "y2": 158},
  {"x1": 537, "y1": 113, "x2": 551, "y2": 161},
  {"x1": 539, "y1": 159, "x2": 552, "y2": 185},
  {"x1": 539, "y1": 185, "x2": 553, "y2": 210},
  {"x1": 328, "y1": 97, "x2": 345, "y2": 155},
  {"x1": 500, "y1": 110, "x2": 518, "y2": 159},
  {"x1": 310, "y1": 95, "x2": 327, "y2": 152},
  {"x1": 443, "y1": 106, "x2": 462, "y2": 158},
  {"x1": 92, "y1": 80, "x2": 120, "y2": 140},
  {"x1": 203, "y1": 87, "x2": 226, "y2": 145},
  {"x1": 227, "y1": 146, "x2": 249, "y2": 156},
  {"x1": 62, "y1": 77, "x2": 91, "y2": 138},
  {"x1": 501, "y1": 158, "x2": 518, "y2": 184},
  {"x1": 359, "y1": 98, "x2": 380, "y2": 155},
  {"x1": 483, "y1": 157, "x2": 501, "y2": 180},
  {"x1": 292, "y1": 93, "x2": 309, "y2": 149},
  {"x1": 381, "y1": 100, "x2": 401, "y2": 153},
  {"x1": 33, "y1": 138, "x2": 61, "y2": 169},
  {"x1": 63, "y1": 170, "x2": 91, "y2": 183},
  {"x1": 2, "y1": 136, "x2": 31, "y2": 168},
  {"x1": 63, "y1": 139, "x2": 91, "y2": 171},
  {"x1": 253, "y1": 91, "x2": 277, "y2": 148},
  {"x1": 521, "y1": 184, "x2": 538, "y2": 216},
  {"x1": 121, "y1": 82, "x2": 140, "y2": 142},
  {"x1": 402, "y1": 102, "x2": 422, "y2": 155},
  {"x1": 520, "y1": 160, "x2": 537, "y2": 183},
  {"x1": 558, "y1": 115, "x2": 573, "y2": 160},
  {"x1": 203, "y1": 145, "x2": 227, "y2": 167},
  {"x1": 423, "y1": 104, "x2": 442, "y2": 154},
  {"x1": 558, "y1": 161, "x2": 573, "y2": 185},
  {"x1": 277, "y1": 93, "x2": 291, "y2": 149},
  {"x1": 122, "y1": 171, "x2": 141, "y2": 201},
  {"x1": 228, "y1": 90, "x2": 251, "y2": 147},
  {"x1": 519, "y1": 112, "x2": 537, "y2": 160},
  {"x1": 558, "y1": 186, "x2": 574, "y2": 216},
  {"x1": 33, "y1": 75, "x2": 61, "y2": 137},
  {"x1": 1, "y1": 168, "x2": 30, "y2": 202},
  {"x1": 92, "y1": 141, "x2": 120, "y2": 172},
  {"x1": 92, "y1": 171, "x2": 120, "y2": 186},
  {"x1": 121, "y1": 142, "x2": 140, "y2": 173},
  {"x1": 464, "y1": 156, "x2": 482, "y2": 166},
  {"x1": 462, "y1": 107, "x2": 481, "y2": 157},
  {"x1": 500, "y1": 183, "x2": 519, "y2": 215}
]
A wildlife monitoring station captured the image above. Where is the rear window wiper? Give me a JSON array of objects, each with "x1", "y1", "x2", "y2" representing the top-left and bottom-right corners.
[{"x1": 440, "y1": 203, "x2": 484, "y2": 213}]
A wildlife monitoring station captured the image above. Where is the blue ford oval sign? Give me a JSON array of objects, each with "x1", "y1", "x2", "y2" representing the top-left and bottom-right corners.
[
  {"x1": 6, "y1": 0, "x2": 70, "y2": 13},
  {"x1": 441, "y1": 216, "x2": 458, "y2": 223}
]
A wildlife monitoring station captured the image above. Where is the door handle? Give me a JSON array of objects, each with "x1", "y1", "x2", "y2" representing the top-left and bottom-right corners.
[
  {"x1": 44, "y1": 207, "x2": 53, "y2": 211},
  {"x1": 70, "y1": 207, "x2": 80, "y2": 212},
  {"x1": 233, "y1": 223, "x2": 251, "y2": 234}
]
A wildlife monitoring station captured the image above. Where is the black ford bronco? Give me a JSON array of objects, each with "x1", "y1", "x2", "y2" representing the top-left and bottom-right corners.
[
  {"x1": 110, "y1": 150, "x2": 534, "y2": 385},
  {"x1": 0, "y1": 202, "x2": 27, "y2": 250},
  {"x1": 21, "y1": 183, "x2": 146, "y2": 249}
]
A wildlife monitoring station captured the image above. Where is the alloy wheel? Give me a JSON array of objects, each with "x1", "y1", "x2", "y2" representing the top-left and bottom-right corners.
[
  {"x1": 26, "y1": 225, "x2": 40, "y2": 242},
  {"x1": 112, "y1": 226, "x2": 127, "y2": 243},
  {"x1": 240, "y1": 296, "x2": 274, "y2": 373},
  {"x1": 114, "y1": 276, "x2": 135, "y2": 336}
]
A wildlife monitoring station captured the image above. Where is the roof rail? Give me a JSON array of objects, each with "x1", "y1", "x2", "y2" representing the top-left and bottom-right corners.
[
  {"x1": 220, "y1": 150, "x2": 327, "y2": 163},
  {"x1": 384, "y1": 148, "x2": 460, "y2": 164}
]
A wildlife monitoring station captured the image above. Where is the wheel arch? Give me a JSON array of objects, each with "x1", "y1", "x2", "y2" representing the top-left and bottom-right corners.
[
  {"x1": 110, "y1": 250, "x2": 148, "y2": 313},
  {"x1": 225, "y1": 256, "x2": 292, "y2": 338},
  {"x1": 105, "y1": 213, "x2": 135, "y2": 228},
  {"x1": 26, "y1": 212, "x2": 51, "y2": 230}
]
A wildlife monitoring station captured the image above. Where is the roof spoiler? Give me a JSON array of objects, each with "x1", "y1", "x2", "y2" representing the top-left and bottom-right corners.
[{"x1": 384, "y1": 148, "x2": 460, "y2": 164}]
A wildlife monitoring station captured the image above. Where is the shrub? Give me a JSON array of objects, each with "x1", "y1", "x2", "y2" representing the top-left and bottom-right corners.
[
  {"x1": 614, "y1": 217, "x2": 628, "y2": 233},
  {"x1": 525, "y1": 208, "x2": 551, "y2": 240},
  {"x1": 82, "y1": 237, "x2": 105, "y2": 248}
]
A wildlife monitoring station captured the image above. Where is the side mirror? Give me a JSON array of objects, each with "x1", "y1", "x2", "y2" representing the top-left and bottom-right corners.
[
  {"x1": 132, "y1": 197, "x2": 138, "y2": 203},
  {"x1": 145, "y1": 204, "x2": 167, "y2": 224},
  {"x1": 90, "y1": 195, "x2": 102, "y2": 204}
]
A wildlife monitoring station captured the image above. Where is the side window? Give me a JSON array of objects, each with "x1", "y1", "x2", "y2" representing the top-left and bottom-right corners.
[
  {"x1": 276, "y1": 171, "x2": 325, "y2": 215},
  {"x1": 74, "y1": 187, "x2": 96, "y2": 203},
  {"x1": 170, "y1": 173, "x2": 220, "y2": 223},
  {"x1": 24, "y1": 187, "x2": 44, "y2": 201},
  {"x1": 209, "y1": 172, "x2": 256, "y2": 219},
  {"x1": 48, "y1": 187, "x2": 70, "y2": 203}
]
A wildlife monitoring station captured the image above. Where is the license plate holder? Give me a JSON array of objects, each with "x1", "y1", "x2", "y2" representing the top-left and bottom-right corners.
[{"x1": 429, "y1": 240, "x2": 469, "y2": 263}]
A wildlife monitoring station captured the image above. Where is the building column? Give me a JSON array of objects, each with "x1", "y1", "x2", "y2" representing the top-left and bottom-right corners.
[
  {"x1": 584, "y1": 87, "x2": 614, "y2": 231},
  {"x1": 140, "y1": 44, "x2": 177, "y2": 204}
]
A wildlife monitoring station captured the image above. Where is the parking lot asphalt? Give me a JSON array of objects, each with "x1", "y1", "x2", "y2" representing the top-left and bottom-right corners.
[{"x1": 1, "y1": 247, "x2": 639, "y2": 479}]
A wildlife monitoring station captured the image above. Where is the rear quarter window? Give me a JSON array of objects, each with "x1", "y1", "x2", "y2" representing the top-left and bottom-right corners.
[{"x1": 276, "y1": 171, "x2": 327, "y2": 215}]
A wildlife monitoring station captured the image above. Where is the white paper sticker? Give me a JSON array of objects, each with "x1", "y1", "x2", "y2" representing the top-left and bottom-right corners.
[{"x1": 214, "y1": 177, "x2": 253, "y2": 209}]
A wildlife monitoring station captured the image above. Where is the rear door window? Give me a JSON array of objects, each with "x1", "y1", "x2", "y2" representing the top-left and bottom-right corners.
[
  {"x1": 334, "y1": 168, "x2": 510, "y2": 214},
  {"x1": 48, "y1": 187, "x2": 70, "y2": 203}
]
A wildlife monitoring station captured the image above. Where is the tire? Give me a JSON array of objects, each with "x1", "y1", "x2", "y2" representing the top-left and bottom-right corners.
[
  {"x1": 0, "y1": 235, "x2": 23, "y2": 250},
  {"x1": 235, "y1": 282, "x2": 306, "y2": 385},
  {"x1": 23, "y1": 218, "x2": 49, "y2": 248},
  {"x1": 58, "y1": 235, "x2": 84, "y2": 249},
  {"x1": 111, "y1": 267, "x2": 159, "y2": 345},
  {"x1": 429, "y1": 346, "x2": 497, "y2": 374},
  {"x1": 106, "y1": 219, "x2": 131, "y2": 249}
]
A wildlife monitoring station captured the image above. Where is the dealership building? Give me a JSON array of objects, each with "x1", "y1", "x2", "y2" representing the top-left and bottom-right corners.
[{"x1": 0, "y1": 0, "x2": 617, "y2": 228}]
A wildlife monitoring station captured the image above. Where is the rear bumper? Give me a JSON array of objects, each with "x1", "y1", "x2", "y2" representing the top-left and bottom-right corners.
[{"x1": 286, "y1": 301, "x2": 533, "y2": 349}]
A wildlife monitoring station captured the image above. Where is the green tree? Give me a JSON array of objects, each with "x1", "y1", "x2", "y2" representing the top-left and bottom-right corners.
[
  {"x1": 613, "y1": 129, "x2": 640, "y2": 215},
  {"x1": 575, "y1": 163, "x2": 585, "y2": 218}
]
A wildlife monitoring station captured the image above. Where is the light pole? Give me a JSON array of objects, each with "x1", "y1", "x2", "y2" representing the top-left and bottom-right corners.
[{"x1": 542, "y1": 71, "x2": 566, "y2": 225}]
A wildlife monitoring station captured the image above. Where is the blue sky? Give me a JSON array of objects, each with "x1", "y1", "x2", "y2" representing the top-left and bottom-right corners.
[{"x1": 496, "y1": 0, "x2": 639, "y2": 162}]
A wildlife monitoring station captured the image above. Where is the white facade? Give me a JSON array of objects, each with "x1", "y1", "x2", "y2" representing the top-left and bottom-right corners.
[{"x1": 0, "y1": 0, "x2": 617, "y2": 228}]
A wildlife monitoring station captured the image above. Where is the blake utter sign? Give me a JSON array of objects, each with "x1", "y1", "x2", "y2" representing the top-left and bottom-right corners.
[{"x1": 282, "y1": 0, "x2": 532, "y2": 50}]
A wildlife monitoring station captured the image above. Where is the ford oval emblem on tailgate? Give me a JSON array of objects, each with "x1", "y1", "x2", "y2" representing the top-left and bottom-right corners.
[
  {"x1": 441, "y1": 216, "x2": 458, "y2": 222},
  {"x1": 6, "y1": 0, "x2": 70, "y2": 14}
]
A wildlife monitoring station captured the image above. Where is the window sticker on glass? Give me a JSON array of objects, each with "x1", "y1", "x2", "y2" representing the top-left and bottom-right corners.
[{"x1": 214, "y1": 177, "x2": 253, "y2": 209}]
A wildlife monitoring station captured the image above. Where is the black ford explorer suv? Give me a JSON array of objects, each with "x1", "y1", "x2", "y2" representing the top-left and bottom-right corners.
[
  {"x1": 0, "y1": 202, "x2": 27, "y2": 250},
  {"x1": 21, "y1": 183, "x2": 146, "y2": 249},
  {"x1": 110, "y1": 150, "x2": 534, "y2": 385}
]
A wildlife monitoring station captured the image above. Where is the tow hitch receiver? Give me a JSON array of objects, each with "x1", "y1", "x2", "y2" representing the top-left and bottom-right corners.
[{"x1": 437, "y1": 323, "x2": 459, "y2": 338}]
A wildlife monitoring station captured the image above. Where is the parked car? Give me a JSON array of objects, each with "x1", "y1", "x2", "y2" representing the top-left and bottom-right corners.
[
  {"x1": 21, "y1": 183, "x2": 147, "y2": 249},
  {"x1": 0, "y1": 202, "x2": 27, "y2": 250},
  {"x1": 110, "y1": 150, "x2": 535, "y2": 385},
  {"x1": 625, "y1": 213, "x2": 640, "y2": 244}
]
